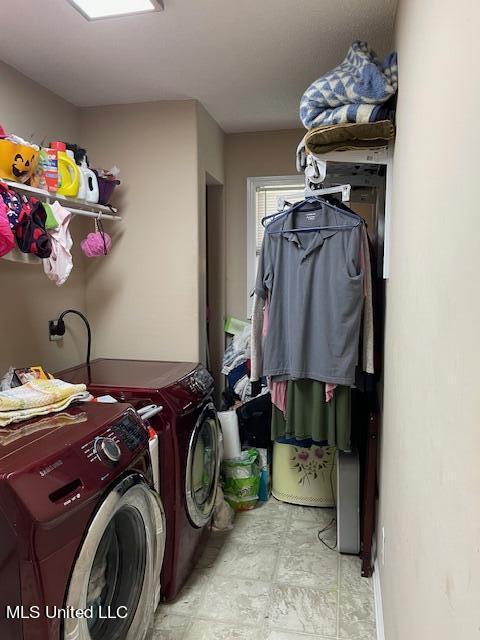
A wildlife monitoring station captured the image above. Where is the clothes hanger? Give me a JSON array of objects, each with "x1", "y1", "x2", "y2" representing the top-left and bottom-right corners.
[
  {"x1": 266, "y1": 216, "x2": 362, "y2": 235},
  {"x1": 262, "y1": 174, "x2": 355, "y2": 227},
  {"x1": 262, "y1": 144, "x2": 360, "y2": 234},
  {"x1": 262, "y1": 194, "x2": 362, "y2": 235},
  {"x1": 276, "y1": 196, "x2": 292, "y2": 211}
]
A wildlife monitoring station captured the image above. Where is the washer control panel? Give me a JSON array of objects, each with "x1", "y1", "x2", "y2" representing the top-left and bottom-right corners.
[
  {"x1": 112, "y1": 411, "x2": 147, "y2": 452},
  {"x1": 81, "y1": 410, "x2": 147, "y2": 465},
  {"x1": 95, "y1": 437, "x2": 121, "y2": 464},
  {"x1": 184, "y1": 366, "x2": 214, "y2": 396}
]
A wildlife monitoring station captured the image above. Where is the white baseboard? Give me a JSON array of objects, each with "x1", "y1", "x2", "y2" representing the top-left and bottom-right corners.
[{"x1": 373, "y1": 559, "x2": 385, "y2": 640}]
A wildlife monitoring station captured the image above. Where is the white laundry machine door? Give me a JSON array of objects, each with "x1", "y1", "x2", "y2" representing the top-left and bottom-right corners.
[
  {"x1": 63, "y1": 473, "x2": 165, "y2": 640},
  {"x1": 185, "y1": 402, "x2": 221, "y2": 528}
]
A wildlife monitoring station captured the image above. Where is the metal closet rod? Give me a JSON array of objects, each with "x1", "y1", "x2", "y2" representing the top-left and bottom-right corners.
[
  {"x1": 304, "y1": 181, "x2": 352, "y2": 202},
  {"x1": 2, "y1": 179, "x2": 122, "y2": 221},
  {"x1": 64, "y1": 207, "x2": 121, "y2": 221}
]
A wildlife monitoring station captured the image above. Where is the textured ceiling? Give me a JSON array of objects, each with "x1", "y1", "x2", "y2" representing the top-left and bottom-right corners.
[{"x1": 0, "y1": 0, "x2": 397, "y2": 132}]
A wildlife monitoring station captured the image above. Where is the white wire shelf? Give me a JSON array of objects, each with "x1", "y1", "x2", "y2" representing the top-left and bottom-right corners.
[{"x1": 2, "y1": 179, "x2": 121, "y2": 221}]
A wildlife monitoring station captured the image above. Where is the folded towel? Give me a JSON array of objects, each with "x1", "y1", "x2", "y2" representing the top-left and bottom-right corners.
[
  {"x1": 300, "y1": 41, "x2": 398, "y2": 129},
  {"x1": 0, "y1": 391, "x2": 89, "y2": 427},
  {"x1": 304, "y1": 120, "x2": 395, "y2": 155},
  {"x1": 0, "y1": 378, "x2": 87, "y2": 412}
]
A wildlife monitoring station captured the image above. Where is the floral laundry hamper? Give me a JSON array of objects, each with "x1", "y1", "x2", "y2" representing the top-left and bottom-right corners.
[{"x1": 272, "y1": 439, "x2": 337, "y2": 507}]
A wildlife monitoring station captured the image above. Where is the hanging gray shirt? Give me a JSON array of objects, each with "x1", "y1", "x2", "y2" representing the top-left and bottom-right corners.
[{"x1": 255, "y1": 202, "x2": 364, "y2": 385}]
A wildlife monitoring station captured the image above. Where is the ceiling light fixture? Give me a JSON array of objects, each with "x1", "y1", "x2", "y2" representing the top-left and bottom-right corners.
[{"x1": 68, "y1": 0, "x2": 164, "y2": 21}]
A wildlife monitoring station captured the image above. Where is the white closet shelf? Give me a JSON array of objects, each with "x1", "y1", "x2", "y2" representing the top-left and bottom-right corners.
[{"x1": 2, "y1": 179, "x2": 121, "y2": 221}]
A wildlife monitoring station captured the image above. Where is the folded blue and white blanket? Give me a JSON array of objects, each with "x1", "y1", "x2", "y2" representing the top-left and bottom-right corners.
[{"x1": 300, "y1": 41, "x2": 398, "y2": 129}]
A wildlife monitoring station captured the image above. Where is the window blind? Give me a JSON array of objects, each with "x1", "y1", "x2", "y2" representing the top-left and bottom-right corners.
[{"x1": 255, "y1": 184, "x2": 304, "y2": 254}]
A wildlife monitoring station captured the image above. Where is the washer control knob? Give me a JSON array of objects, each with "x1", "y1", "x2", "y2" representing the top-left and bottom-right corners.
[{"x1": 96, "y1": 437, "x2": 121, "y2": 464}]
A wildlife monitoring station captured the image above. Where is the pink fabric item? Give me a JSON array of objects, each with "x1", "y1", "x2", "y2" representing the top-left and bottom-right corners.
[
  {"x1": 325, "y1": 383, "x2": 337, "y2": 402},
  {"x1": 264, "y1": 298, "x2": 288, "y2": 413},
  {"x1": 43, "y1": 202, "x2": 73, "y2": 286},
  {"x1": 81, "y1": 231, "x2": 112, "y2": 257},
  {"x1": 262, "y1": 298, "x2": 270, "y2": 336},
  {"x1": 0, "y1": 198, "x2": 14, "y2": 257},
  {"x1": 270, "y1": 379, "x2": 287, "y2": 413}
]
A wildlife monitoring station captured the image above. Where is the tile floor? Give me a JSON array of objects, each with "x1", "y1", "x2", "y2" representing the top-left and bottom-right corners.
[{"x1": 153, "y1": 497, "x2": 376, "y2": 640}]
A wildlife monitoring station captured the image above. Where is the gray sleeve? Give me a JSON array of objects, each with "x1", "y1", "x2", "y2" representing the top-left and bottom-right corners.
[
  {"x1": 361, "y1": 226, "x2": 374, "y2": 374},
  {"x1": 250, "y1": 293, "x2": 264, "y2": 381},
  {"x1": 345, "y1": 225, "x2": 363, "y2": 278},
  {"x1": 254, "y1": 234, "x2": 273, "y2": 298}
]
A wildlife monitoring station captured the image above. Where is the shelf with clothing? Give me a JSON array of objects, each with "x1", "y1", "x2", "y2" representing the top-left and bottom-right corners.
[
  {"x1": 0, "y1": 179, "x2": 119, "y2": 280},
  {"x1": 1, "y1": 179, "x2": 121, "y2": 221}
]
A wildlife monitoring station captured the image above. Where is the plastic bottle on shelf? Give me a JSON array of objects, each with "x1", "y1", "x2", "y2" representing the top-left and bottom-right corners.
[
  {"x1": 80, "y1": 158, "x2": 99, "y2": 203},
  {"x1": 77, "y1": 161, "x2": 87, "y2": 200},
  {"x1": 50, "y1": 141, "x2": 79, "y2": 197}
]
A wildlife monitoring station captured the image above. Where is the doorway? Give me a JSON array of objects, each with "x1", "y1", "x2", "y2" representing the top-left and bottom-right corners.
[{"x1": 205, "y1": 179, "x2": 225, "y2": 405}]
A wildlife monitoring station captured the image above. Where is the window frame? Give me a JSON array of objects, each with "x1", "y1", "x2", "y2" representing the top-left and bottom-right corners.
[{"x1": 246, "y1": 175, "x2": 305, "y2": 317}]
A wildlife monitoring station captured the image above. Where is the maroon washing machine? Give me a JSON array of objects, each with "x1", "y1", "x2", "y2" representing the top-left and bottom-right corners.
[
  {"x1": 0, "y1": 402, "x2": 166, "y2": 640},
  {"x1": 58, "y1": 359, "x2": 222, "y2": 602}
]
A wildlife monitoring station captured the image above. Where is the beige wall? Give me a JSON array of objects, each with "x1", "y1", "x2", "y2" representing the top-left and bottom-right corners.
[
  {"x1": 225, "y1": 129, "x2": 304, "y2": 319},
  {"x1": 0, "y1": 79, "x2": 225, "y2": 372},
  {"x1": 197, "y1": 103, "x2": 225, "y2": 186},
  {"x1": 0, "y1": 61, "x2": 87, "y2": 373},
  {"x1": 79, "y1": 101, "x2": 201, "y2": 362},
  {"x1": 196, "y1": 102, "x2": 225, "y2": 372},
  {"x1": 378, "y1": 1, "x2": 480, "y2": 638}
]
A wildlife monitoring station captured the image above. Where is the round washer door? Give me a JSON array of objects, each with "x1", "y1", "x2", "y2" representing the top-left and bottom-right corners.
[
  {"x1": 63, "y1": 473, "x2": 165, "y2": 640},
  {"x1": 185, "y1": 402, "x2": 221, "y2": 528}
]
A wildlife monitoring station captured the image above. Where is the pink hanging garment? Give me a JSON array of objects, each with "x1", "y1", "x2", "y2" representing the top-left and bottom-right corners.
[
  {"x1": 269, "y1": 379, "x2": 288, "y2": 413},
  {"x1": 325, "y1": 383, "x2": 337, "y2": 402},
  {"x1": 43, "y1": 202, "x2": 73, "y2": 286},
  {"x1": 0, "y1": 198, "x2": 14, "y2": 257},
  {"x1": 262, "y1": 298, "x2": 270, "y2": 336},
  {"x1": 260, "y1": 296, "x2": 287, "y2": 413}
]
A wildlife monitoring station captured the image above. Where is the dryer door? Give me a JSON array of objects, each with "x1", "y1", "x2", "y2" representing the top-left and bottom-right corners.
[
  {"x1": 63, "y1": 474, "x2": 165, "y2": 640},
  {"x1": 185, "y1": 402, "x2": 221, "y2": 528}
]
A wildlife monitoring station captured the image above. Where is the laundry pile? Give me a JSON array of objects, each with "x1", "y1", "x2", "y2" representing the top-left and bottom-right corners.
[
  {"x1": 0, "y1": 182, "x2": 75, "y2": 281},
  {"x1": 0, "y1": 184, "x2": 50, "y2": 257},
  {"x1": 300, "y1": 41, "x2": 398, "y2": 128},
  {"x1": 220, "y1": 319, "x2": 272, "y2": 492},
  {"x1": 0, "y1": 378, "x2": 88, "y2": 427},
  {"x1": 298, "y1": 41, "x2": 397, "y2": 153},
  {"x1": 221, "y1": 325, "x2": 253, "y2": 403}
]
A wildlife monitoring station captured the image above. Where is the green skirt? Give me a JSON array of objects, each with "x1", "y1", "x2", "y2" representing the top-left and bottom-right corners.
[{"x1": 271, "y1": 380, "x2": 351, "y2": 451}]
